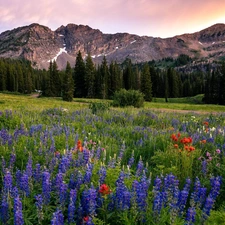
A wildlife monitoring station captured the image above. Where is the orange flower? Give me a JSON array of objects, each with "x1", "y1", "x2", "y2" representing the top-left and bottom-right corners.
[
  {"x1": 174, "y1": 144, "x2": 179, "y2": 148},
  {"x1": 188, "y1": 146, "x2": 195, "y2": 152},
  {"x1": 203, "y1": 121, "x2": 209, "y2": 126},
  {"x1": 99, "y1": 184, "x2": 111, "y2": 195},
  {"x1": 76, "y1": 140, "x2": 83, "y2": 152},
  {"x1": 200, "y1": 139, "x2": 207, "y2": 144}
]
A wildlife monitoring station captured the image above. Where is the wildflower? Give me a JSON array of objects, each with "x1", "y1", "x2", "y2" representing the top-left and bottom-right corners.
[
  {"x1": 81, "y1": 185, "x2": 97, "y2": 216},
  {"x1": 3, "y1": 170, "x2": 13, "y2": 193},
  {"x1": 98, "y1": 164, "x2": 107, "y2": 184},
  {"x1": 185, "y1": 207, "x2": 196, "y2": 225},
  {"x1": 174, "y1": 144, "x2": 179, "y2": 148},
  {"x1": 216, "y1": 149, "x2": 221, "y2": 154},
  {"x1": 200, "y1": 139, "x2": 206, "y2": 144},
  {"x1": 13, "y1": 196, "x2": 24, "y2": 225},
  {"x1": 68, "y1": 189, "x2": 77, "y2": 224},
  {"x1": 99, "y1": 184, "x2": 111, "y2": 195},
  {"x1": 1, "y1": 195, "x2": 9, "y2": 224},
  {"x1": 76, "y1": 140, "x2": 83, "y2": 152},
  {"x1": 51, "y1": 209, "x2": 64, "y2": 225},
  {"x1": 203, "y1": 121, "x2": 209, "y2": 126}
]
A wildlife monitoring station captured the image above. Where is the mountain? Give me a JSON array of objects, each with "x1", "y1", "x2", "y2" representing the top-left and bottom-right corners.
[{"x1": 1, "y1": 23, "x2": 225, "y2": 69}]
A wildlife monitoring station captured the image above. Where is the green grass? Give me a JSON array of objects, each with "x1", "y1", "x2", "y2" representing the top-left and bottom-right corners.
[{"x1": 1, "y1": 92, "x2": 225, "y2": 113}]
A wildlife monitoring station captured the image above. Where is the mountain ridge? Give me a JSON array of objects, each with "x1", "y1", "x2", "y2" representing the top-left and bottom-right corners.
[{"x1": 0, "y1": 23, "x2": 225, "y2": 69}]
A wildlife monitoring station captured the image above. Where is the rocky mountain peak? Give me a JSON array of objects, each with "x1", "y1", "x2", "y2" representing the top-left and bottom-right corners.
[{"x1": 0, "y1": 23, "x2": 225, "y2": 69}]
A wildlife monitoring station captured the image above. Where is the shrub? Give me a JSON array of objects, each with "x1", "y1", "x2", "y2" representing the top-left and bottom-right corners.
[
  {"x1": 89, "y1": 102, "x2": 109, "y2": 114},
  {"x1": 112, "y1": 89, "x2": 144, "y2": 108}
]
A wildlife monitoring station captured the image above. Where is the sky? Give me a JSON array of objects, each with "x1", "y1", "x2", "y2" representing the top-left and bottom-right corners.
[{"x1": 1, "y1": 0, "x2": 225, "y2": 38}]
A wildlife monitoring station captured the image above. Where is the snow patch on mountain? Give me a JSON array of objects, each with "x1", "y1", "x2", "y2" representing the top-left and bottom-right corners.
[{"x1": 48, "y1": 47, "x2": 67, "y2": 62}]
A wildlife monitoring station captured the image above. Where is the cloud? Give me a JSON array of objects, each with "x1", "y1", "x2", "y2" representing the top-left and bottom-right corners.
[{"x1": 0, "y1": 0, "x2": 225, "y2": 37}]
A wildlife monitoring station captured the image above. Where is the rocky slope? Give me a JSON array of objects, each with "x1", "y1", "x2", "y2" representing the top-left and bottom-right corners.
[{"x1": 1, "y1": 23, "x2": 225, "y2": 69}]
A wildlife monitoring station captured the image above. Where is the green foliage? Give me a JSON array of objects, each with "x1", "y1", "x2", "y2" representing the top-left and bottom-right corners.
[
  {"x1": 112, "y1": 89, "x2": 144, "y2": 108},
  {"x1": 89, "y1": 102, "x2": 109, "y2": 114}
]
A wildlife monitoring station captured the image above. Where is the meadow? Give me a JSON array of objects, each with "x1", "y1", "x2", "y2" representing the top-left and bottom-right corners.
[{"x1": 0, "y1": 93, "x2": 225, "y2": 225}]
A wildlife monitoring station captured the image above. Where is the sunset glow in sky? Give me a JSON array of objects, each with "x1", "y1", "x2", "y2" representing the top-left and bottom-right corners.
[{"x1": 1, "y1": 0, "x2": 225, "y2": 38}]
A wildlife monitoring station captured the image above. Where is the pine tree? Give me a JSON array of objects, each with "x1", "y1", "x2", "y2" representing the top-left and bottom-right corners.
[
  {"x1": 0, "y1": 60, "x2": 7, "y2": 91},
  {"x1": 123, "y1": 58, "x2": 135, "y2": 90},
  {"x1": 51, "y1": 61, "x2": 61, "y2": 97},
  {"x1": 73, "y1": 51, "x2": 86, "y2": 98},
  {"x1": 85, "y1": 54, "x2": 96, "y2": 98},
  {"x1": 99, "y1": 56, "x2": 109, "y2": 99},
  {"x1": 62, "y1": 62, "x2": 74, "y2": 102},
  {"x1": 141, "y1": 63, "x2": 152, "y2": 101}
]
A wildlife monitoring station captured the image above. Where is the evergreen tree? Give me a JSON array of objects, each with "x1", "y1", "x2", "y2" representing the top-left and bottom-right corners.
[
  {"x1": 123, "y1": 58, "x2": 135, "y2": 90},
  {"x1": 141, "y1": 63, "x2": 152, "y2": 101},
  {"x1": 85, "y1": 54, "x2": 96, "y2": 98},
  {"x1": 73, "y1": 51, "x2": 86, "y2": 97},
  {"x1": 109, "y1": 61, "x2": 122, "y2": 98},
  {"x1": 51, "y1": 61, "x2": 61, "y2": 97},
  {"x1": 99, "y1": 56, "x2": 109, "y2": 99},
  {"x1": 62, "y1": 62, "x2": 74, "y2": 102},
  {"x1": 0, "y1": 60, "x2": 7, "y2": 91}
]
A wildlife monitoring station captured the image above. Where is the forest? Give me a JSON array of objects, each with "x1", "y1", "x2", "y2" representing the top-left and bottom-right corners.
[{"x1": 0, "y1": 52, "x2": 225, "y2": 104}]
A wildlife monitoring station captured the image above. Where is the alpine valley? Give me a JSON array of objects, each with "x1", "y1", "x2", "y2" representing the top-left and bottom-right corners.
[{"x1": 1, "y1": 23, "x2": 225, "y2": 69}]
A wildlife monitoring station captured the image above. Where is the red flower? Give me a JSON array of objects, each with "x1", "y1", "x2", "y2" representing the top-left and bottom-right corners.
[
  {"x1": 99, "y1": 184, "x2": 111, "y2": 195},
  {"x1": 83, "y1": 216, "x2": 89, "y2": 222},
  {"x1": 203, "y1": 121, "x2": 209, "y2": 126},
  {"x1": 76, "y1": 140, "x2": 83, "y2": 152}
]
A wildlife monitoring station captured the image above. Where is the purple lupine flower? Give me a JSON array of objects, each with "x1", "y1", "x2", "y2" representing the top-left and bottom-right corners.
[
  {"x1": 13, "y1": 196, "x2": 24, "y2": 225},
  {"x1": 42, "y1": 171, "x2": 51, "y2": 204},
  {"x1": 3, "y1": 170, "x2": 13, "y2": 193},
  {"x1": 15, "y1": 169, "x2": 22, "y2": 187},
  {"x1": 0, "y1": 195, "x2": 9, "y2": 224},
  {"x1": 35, "y1": 194, "x2": 43, "y2": 210},
  {"x1": 185, "y1": 207, "x2": 196, "y2": 225},
  {"x1": 128, "y1": 151, "x2": 135, "y2": 168},
  {"x1": 75, "y1": 171, "x2": 83, "y2": 190},
  {"x1": 190, "y1": 177, "x2": 202, "y2": 208},
  {"x1": 20, "y1": 173, "x2": 30, "y2": 196},
  {"x1": 35, "y1": 194, "x2": 44, "y2": 223},
  {"x1": 209, "y1": 176, "x2": 222, "y2": 200},
  {"x1": 59, "y1": 182, "x2": 68, "y2": 206},
  {"x1": 68, "y1": 174, "x2": 75, "y2": 189},
  {"x1": 83, "y1": 148, "x2": 90, "y2": 165},
  {"x1": 117, "y1": 142, "x2": 126, "y2": 162},
  {"x1": 98, "y1": 165, "x2": 106, "y2": 185},
  {"x1": 177, "y1": 190, "x2": 189, "y2": 216},
  {"x1": 108, "y1": 155, "x2": 116, "y2": 168},
  {"x1": 9, "y1": 152, "x2": 16, "y2": 170},
  {"x1": 95, "y1": 146, "x2": 101, "y2": 160},
  {"x1": 25, "y1": 155, "x2": 33, "y2": 178},
  {"x1": 115, "y1": 171, "x2": 131, "y2": 210},
  {"x1": 136, "y1": 157, "x2": 144, "y2": 177},
  {"x1": 55, "y1": 172, "x2": 63, "y2": 191},
  {"x1": 152, "y1": 176, "x2": 163, "y2": 217},
  {"x1": 33, "y1": 164, "x2": 42, "y2": 183},
  {"x1": 68, "y1": 189, "x2": 77, "y2": 224},
  {"x1": 201, "y1": 197, "x2": 214, "y2": 222},
  {"x1": 59, "y1": 156, "x2": 71, "y2": 173},
  {"x1": 84, "y1": 163, "x2": 93, "y2": 184},
  {"x1": 81, "y1": 185, "x2": 97, "y2": 216},
  {"x1": 202, "y1": 159, "x2": 207, "y2": 176},
  {"x1": 51, "y1": 209, "x2": 64, "y2": 225}
]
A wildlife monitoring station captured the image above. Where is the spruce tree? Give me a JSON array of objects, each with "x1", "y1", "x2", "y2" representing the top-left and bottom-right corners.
[
  {"x1": 73, "y1": 51, "x2": 86, "y2": 98},
  {"x1": 62, "y1": 62, "x2": 74, "y2": 102},
  {"x1": 85, "y1": 54, "x2": 96, "y2": 98},
  {"x1": 141, "y1": 63, "x2": 152, "y2": 101},
  {"x1": 52, "y1": 61, "x2": 61, "y2": 96}
]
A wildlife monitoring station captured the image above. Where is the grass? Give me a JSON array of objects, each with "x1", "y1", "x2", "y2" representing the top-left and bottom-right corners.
[{"x1": 1, "y1": 92, "x2": 225, "y2": 113}]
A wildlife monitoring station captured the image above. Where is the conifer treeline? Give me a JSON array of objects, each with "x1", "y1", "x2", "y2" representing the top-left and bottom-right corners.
[{"x1": 1, "y1": 53, "x2": 225, "y2": 105}]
